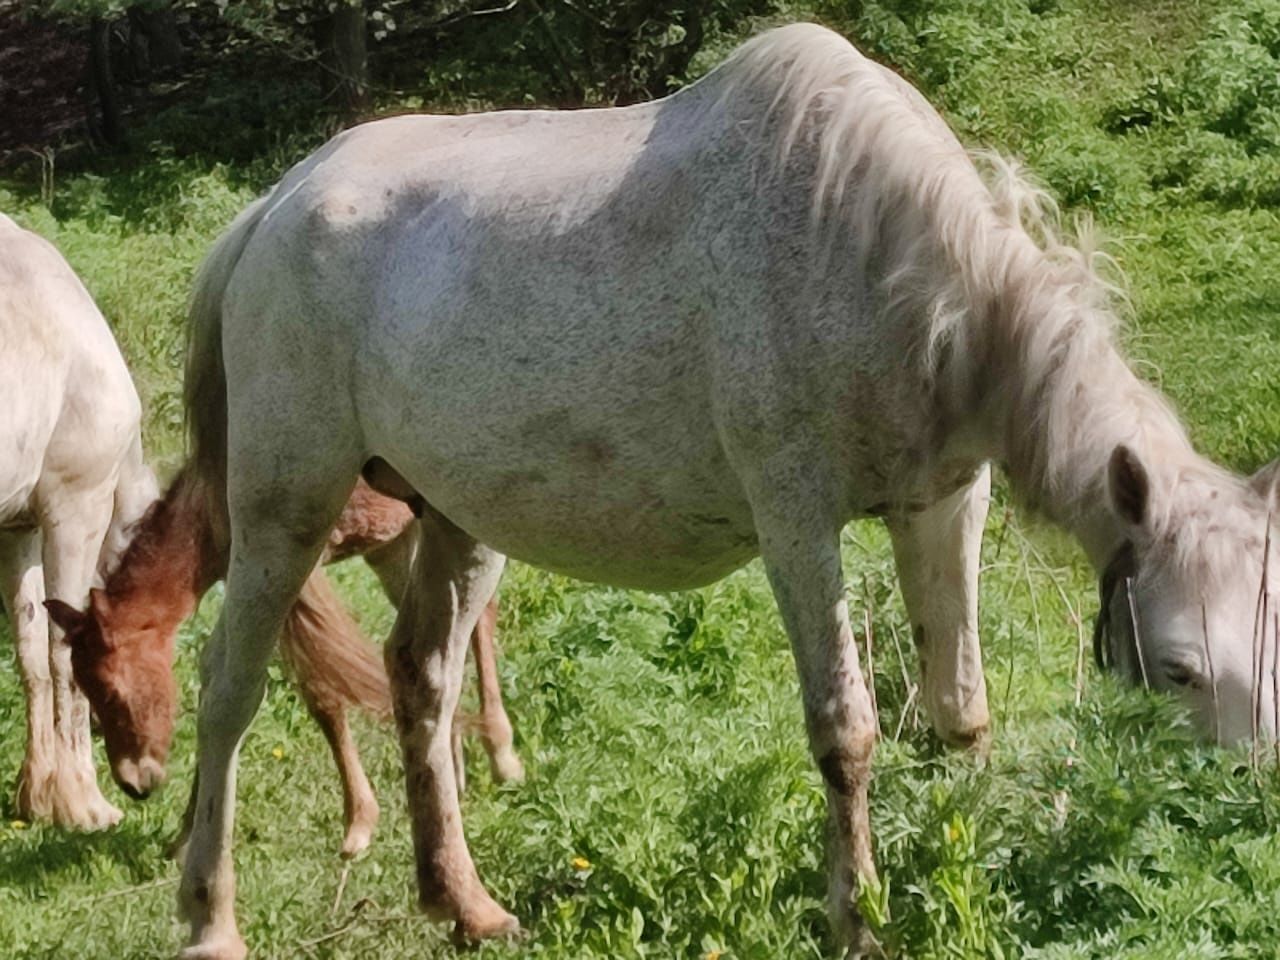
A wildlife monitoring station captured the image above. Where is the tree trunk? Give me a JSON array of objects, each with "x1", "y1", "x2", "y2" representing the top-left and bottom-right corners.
[
  {"x1": 324, "y1": 0, "x2": 368, "y2": 117},
  {"x1": 131, "y1": 5, "x2": 184, "y2": 73},
  {"x1": 87, "y1": 16, "x2": 123, "y2": 147}
]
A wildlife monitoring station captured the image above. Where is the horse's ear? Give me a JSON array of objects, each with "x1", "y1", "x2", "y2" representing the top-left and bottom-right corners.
[
  {"x1": 88, "y1": 587, "x2": 112, "y2": 620},
  {"x1": 1249, "y1": 457, "x2": 1280, "y2": 505},
  {"x1": 44, "y1": 599, "x2": 87, "y2": 635},
  {"x1": 1108, "y1": 445, "x2": 1151, "y2": 529}
]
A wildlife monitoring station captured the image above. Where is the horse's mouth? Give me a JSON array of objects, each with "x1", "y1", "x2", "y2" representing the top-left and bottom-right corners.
[
  {"x1": 113, "y1": 756, "x2": 167, "y2": 800},
  {"x1": 116, "y1": 777, "x2": 150, "y2": 801}
]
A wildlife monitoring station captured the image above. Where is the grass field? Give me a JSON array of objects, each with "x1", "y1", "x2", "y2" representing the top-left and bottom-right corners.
[{"x1": 3, "y1": 0, "x2": 1280, "y2": 956}]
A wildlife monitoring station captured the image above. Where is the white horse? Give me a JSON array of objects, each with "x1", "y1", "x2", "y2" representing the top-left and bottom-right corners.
[
  {"x1": 0, "y1": 214, "x2": 157, "y2": 829},
  {"x1": 177, "y1": 23, "x2": 1279, "y2": 959}
]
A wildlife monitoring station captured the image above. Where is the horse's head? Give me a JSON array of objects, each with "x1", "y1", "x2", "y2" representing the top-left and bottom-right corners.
[
  {"x1": 46, "y1": 589, "x2": 177, "y2": 799},
  {"x1": 1096, "y1": 446, "x2": 1280, "y2": 745}
]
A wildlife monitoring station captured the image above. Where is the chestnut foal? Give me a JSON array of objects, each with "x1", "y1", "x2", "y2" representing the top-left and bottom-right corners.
[{"x1": 46, "y1": 467, "x2": 523, "y2": 857}]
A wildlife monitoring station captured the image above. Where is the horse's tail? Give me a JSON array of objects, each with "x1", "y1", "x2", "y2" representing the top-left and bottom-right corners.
[
  {"x1": 280, "y1": 567, "x2": 393, "y2": 720},
  {"x1": 184, "y1": 195, "x2": 271, "y2": 545}
]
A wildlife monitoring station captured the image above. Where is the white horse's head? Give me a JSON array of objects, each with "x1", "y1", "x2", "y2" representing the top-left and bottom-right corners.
[{"x1": 1096, "y1": 447, "x2": 1280, "y2": 746}]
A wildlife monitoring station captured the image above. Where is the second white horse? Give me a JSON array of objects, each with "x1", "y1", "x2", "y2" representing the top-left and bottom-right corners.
[{"x1": 0, "y1": 214, "x2": 156, "y2": 829}]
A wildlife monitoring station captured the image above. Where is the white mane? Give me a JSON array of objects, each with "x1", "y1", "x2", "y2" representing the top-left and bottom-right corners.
[{"x1": 713, "y1": 23, "x2": 1193, "y2": 534}]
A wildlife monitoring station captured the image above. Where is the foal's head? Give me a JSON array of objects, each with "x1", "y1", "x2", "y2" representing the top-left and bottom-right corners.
[
  {"x1": 46, "y1": 588, "x2": 178, "y2": 799},
  {"x1": 1097, "y1": 447, "x2": 1280, "y2": 745}
]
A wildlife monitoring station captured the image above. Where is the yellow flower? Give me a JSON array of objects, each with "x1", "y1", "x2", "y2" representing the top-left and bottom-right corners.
[
  {"x1": 10, "y1": 820, "x2": 27, "y2": 830},
  {"x1": 571, "y1": 856, "x2": 591, "y2": 871},
  {"x1": 271, "y1": 746, "x2": 285, "y2": 760},
  {"x1": 705, "y1": 951, "x2": 723, "y2": 960}
]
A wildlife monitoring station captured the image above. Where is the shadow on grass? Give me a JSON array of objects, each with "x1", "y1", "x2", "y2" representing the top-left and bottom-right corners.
[{"x1": 0, "y1": 815, "x2": 170, "y2": 894}]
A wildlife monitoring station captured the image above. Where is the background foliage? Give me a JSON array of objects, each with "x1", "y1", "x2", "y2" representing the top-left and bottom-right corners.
[{"x1": 2, "y1": 0, "x2": 1280, "y2": 957}]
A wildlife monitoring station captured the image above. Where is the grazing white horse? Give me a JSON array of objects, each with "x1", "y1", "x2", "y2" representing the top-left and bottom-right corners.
[
  {"x1": 178, "y1": 23, "x2": 1279, "y2": 959},
  {"x1": 0, "y1": 214, "x2": 157, "y2": 829}
]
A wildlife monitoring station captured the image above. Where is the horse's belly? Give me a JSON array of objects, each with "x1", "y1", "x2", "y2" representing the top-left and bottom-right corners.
[
  {"x1": 396, "y1": 442, "x2": 759, "y2": 590},
  {"x1": 0, "y1": 400, "x2": 54, "y2": 527},
  {"x1": 468, "y1": 503, "x2": 758, "y2": 589}
]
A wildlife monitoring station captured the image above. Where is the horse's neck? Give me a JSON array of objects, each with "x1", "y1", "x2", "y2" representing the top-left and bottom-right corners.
[
  {"x1": 99, "y1": 436, "x2": 158, "y2": 578},
  {"x1": 104, "y1": 468, "x2": 226, "y2": 620},
  {"x1": 989, "y1": 294, "x2": 1195, "y2": 568}
]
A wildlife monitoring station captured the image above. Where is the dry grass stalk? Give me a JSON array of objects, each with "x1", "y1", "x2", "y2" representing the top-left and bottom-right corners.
[
  {"x1": 1201, "y1": 603, "x2": 1219, "y2": 745},
  {"x1": 1250, "y1": 515, "x2": 1271, "y2": 767},
  {"x1": 1125, "y1": 578, "x2": 1149, "y2": 689},
  {"x1": 1053, "y1": 601, "x2": 1089, "y2": 830},
  {"x1": 863, "y1": 605, "x2": 881, "y2": 740},
  {"x1": 332, "y1": 861, "x2": 352, "y2": 916},
  {"x1": 1273, "y1": 609, "x2": 1279, "y2": 768},
  {"x1": 894, "y1": 683, "x2": 919, "y2": 743},
  {"x1": 887, "y1": 620, "x2": 919, "y2": 737}
]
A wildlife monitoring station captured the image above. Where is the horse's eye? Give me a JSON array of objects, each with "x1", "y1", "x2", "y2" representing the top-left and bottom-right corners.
[{"x1": 1164, "y1": 663, "x2": 1199, "y2": 689}]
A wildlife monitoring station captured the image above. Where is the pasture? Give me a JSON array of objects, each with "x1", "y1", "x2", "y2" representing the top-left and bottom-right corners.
[{"x1": 3, "y1": 0, "x2": 1280, "y2": 957}]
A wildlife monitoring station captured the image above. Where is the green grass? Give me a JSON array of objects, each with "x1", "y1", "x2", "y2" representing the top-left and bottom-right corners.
[{"x1": 3, "y1": 0, "x2": 1280, "y2": 956}]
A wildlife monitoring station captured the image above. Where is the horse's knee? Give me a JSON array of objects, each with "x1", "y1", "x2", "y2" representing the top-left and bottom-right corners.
[
  {"x1": 813, "y1": 689, "x2": 876, "y2": 797},
  {"x1": 914, "y1": 620, "x2": 990, "y2": 744},
  {"x1": 817, "y1": 730, "x2": 875, "y2": 797}
]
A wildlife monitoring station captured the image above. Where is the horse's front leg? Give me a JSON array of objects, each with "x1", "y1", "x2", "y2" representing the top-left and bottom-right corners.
[
  {"x1": 886, "y1": 465, "x2": 991, "y2": 749},
  {"x1": 40, "y1": 487, "x2": 122, "y2": 829},
  {"x1": 386, "y1": 508, "x2": 516, "y2": 940},
  {"x1": 0, "y1": 530, "x2": 58, "y2": 823},
  {"x1": 753, "y1": 500, "x2": 881, "y2": 959},
  {"x1": 178, "y1": 497, "x2": 346, "y2": 960}
]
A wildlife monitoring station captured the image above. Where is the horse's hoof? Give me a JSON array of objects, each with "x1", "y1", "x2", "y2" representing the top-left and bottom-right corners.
[
  {"x1": 48, "y1": 792, "x2": 123, "y2": 831},
  {"x1": 339, "y1": 819, "x2": 376, "y2": 859},
  {"x1": 84, "y1": 795, "x2": 125, "y2": 830},
  {"x1": 453, "y1": 905, "x2": 523, "y2": 944},
  {"x1": 178, "y1": 931, "x2": 248, "y2": 960},
  {"x1": 844, "y1": 935, "x2": 886, "y2": 960},
  {"x1": 489, "y1": 747, "x2": 525, "y2": 785}
]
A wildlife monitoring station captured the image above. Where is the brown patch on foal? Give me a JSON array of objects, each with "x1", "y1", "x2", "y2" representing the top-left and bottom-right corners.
[{"x1": 52, "y1": 469, "x2": 215, "y2": 793}]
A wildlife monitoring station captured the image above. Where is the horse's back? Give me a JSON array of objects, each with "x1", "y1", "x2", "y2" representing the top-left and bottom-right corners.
[{"x1": 212, "y1": 25, "x2": 980, "y2": 587}]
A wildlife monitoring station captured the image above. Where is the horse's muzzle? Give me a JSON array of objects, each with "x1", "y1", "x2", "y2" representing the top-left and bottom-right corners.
[{"x1": 114, "y1": 756, "x2": 167, "y2": 800}]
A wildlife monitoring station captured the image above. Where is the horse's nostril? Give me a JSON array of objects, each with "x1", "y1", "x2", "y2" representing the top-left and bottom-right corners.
[
  {"x1": 140, "y1": 758, "x2": 168, "y2": 793},
  {"x1": 115, "y1": 757, "x2": 165, "y2": 801}
]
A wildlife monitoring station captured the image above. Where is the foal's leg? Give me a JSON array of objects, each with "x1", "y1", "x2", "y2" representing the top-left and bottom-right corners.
[
  {"x1": 387, "y1": 508, "x2": 516, "y2": 940},
  {"x1": 40, "y1": 488, "x2": 122, "y2": 829},
  {"x1": 752, "y1": 500, "x2": 880, "y2": 958},
  {"x1": 886, "y1": 465, "x2": 991, "y2": 749},
  {"x1": 177, "y1": 486, "x2": 351, "y2": 960},
  {"x1": 0, "y1": 531, "x2": 58, "y2": 822},
  {"x1": 365, "y1": 530, "x2": 523, "y2": 787},
  {"x1": 471, "y1": 599, "x2": 523, "y2": 784},
  {"x1": 299, "y1": 690, "x2": 379, "y2": 859}
]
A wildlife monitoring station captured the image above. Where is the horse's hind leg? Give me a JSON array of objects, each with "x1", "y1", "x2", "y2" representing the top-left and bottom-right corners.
[
  {"x1": 177, "y1": 476, "x2": 354, "y2": 960},
  {"x1": 0, "y1": 531, "x2": 58, "y2": 822},
  {"x1": 886, "y1": 465, "x2": 991, "y2": 749},
  {"x1": 365, "y1": 530, "x2": 522, "y2": 787},
  {"x1": 471, "y1": 599, "x2": 523, "y2": 784},
  {"x1": 387, "y1": 506, "x2": 516, "y2": 940}
]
